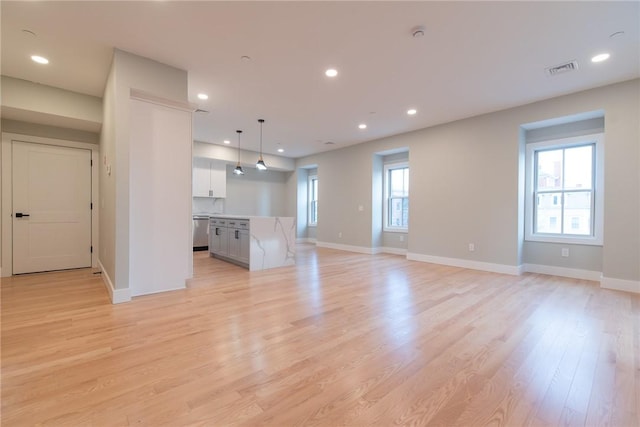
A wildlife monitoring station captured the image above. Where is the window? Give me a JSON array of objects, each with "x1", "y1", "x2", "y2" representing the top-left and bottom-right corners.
[
  {"x1": 308, "y1": 175, "x2": 318, "y2": 226},
  {"x1": 384, "y1": 163, "x2": 409, "y2": 230},
  {"x1": 525, "y1": 133, "x2": 603, "y2": 244}
]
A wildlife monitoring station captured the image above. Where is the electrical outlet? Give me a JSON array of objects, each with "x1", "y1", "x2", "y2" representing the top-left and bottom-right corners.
[
  {"x1": 399, "y1": 235, "x2": 404, "y2": 242},
  {"x1": 468, "y1": 243, "x2": 475, "y2": 252},
  {"x1": 338, "y1": 232, "x2": 342, "y2": 238},
  {"x1": 561, "y1": 248, "x2": 569, "y2": 257}
]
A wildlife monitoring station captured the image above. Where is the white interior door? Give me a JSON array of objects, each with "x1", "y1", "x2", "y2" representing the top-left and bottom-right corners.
[{"x1": 12, "y1": 141, "x2": 92, "y2": 274}]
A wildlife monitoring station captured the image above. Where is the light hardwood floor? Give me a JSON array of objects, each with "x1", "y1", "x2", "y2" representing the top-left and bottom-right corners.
[{"x1": 1, "y1": 244, "x2": 638, "y2": 426}]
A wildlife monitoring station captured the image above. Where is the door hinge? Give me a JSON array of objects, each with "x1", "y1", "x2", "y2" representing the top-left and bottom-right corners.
[
  {"x1": 90, "y1": 202, "x2": 93, "y2": 210},
  {"x1": 91, "y1": 159, "x2": 93, "y2": 166},
  {"x1": 90, "y1": 246, "x2": 93, "y2": 253}
]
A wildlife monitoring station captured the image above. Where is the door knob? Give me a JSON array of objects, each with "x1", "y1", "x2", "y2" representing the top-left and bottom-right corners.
[{"x1": 15, "y1": 212, "x2": 30, "y2": 218}]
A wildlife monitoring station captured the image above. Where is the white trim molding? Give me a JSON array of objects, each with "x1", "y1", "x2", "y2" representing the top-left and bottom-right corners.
[
  {"x1": 1, "y1": 132, "x2": 100, "y2": 277},
  {"x1": 524, "y1": 132, "x2": 604, "y2": 246},
  {"x1": 99, "y1": 260, "x2": 131, "y2": 304},
  {"x1": 407, "y1": 253, "x2": 521, "y2": 276},
  {"x1": 316, "y1": 241, "x2": 376, "y2": 255},
  {"x1": 319, "y1": 245, "x2": 407, "y2": 256},
  {"x1": 379, "y1": 247, "x2": 408, "y2": 256},
  {"x1": 600, "y1": 276, "x2": 640, "y2": 294},
  {"x1": 522, "y1": 263, "x2": 601, "y2": 281},
  {"x1": 296, "y1": 238, "x2": 317, "y2": 244},
  {"x1": 130, "y1": 89, "x2": 196, "y2": 112}
]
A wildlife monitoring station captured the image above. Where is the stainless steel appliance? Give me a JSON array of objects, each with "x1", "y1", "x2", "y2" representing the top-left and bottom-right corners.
[{"x1": 193, "y1": 215, "x2": 210, "y2": 251}]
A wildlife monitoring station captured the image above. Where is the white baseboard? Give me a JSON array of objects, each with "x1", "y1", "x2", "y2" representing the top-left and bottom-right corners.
[
  {"x1": 98, "y1": 260, "x2": 131, "y2": 304},
  {"x1": 311, "y1": 242, "x2": 405, "y2": 256},
  {"x1": 296, "y1": 238, "x2": 317, "y2": 244},
  {"x1": 601, "y1": 276, "x2": 640, "y2": 294},
  {"x1": 522, "y1": 264, "x2": 601, "y2": 281},
  {"x1": 406, "y1": 253, "x2": 521, "y2": 276},
  {"x1": 378, "y1": 247, "x2": 408, "y2": 256},
  {"x1": 316, "y1": 241, "x2": 376, "y2": 255},
  {"x1": 131, "y1": 284, "x2": 186, "y2": 298}
]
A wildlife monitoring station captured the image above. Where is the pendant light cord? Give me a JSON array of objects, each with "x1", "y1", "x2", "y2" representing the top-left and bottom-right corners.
[
  {"x1": 259, "y1": 119, "x2": 264, "y2": 158},
  {"x1": 256, "y1": 119, "x2": 267, "y2": 170},
  {"x1": 234, "y1": 130, "x2": 244, "y2": 174}
]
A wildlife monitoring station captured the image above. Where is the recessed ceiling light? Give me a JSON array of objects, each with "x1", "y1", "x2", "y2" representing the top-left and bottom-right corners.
[
  {"x1": 31, "y1": 55, "x2": 48, "y2": 64},
  {"x1": 411, "y1": 25, "x2": 426, "y2": 38},
  {"x1": 325, "y1": 68, "x2": 338, "y2": 77},
  {"x1": 407, "y1": 109, "x2": 417, "y2": 115},
  {"x1": 197, "y1": 93, "x2": 208, "y2": 100},
  {"x1": 591, "y1": 53, "x2": 610, "y2": 63},
  {"x1": 358, "y1": 124, "x2": 367, "y2": 129},
  {"x1": 277, "y1": 148, "x2": 284, "y2": 153},
  {"x1": 223, "y1": 140, "x2": 230, "y2": 145}
]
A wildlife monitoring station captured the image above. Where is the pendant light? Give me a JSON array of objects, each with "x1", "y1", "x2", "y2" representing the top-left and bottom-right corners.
[
  {"x1": 233, "y1": 130, "x2": 244, "y2": 175},
  {"x1": 256, "y1": 119, "x2": 267, "y2": 171}
]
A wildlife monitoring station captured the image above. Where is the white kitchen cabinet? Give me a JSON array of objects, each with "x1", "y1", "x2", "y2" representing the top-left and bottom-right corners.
[{"x1": 193, "y1": 157, "x2": 226, "y2": 198}]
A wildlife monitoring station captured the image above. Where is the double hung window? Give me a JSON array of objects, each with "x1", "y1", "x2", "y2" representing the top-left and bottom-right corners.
[
  {"x1": 308, "y1": 175, "x2": 318, "y2": 226},
  {"x1": 384, "y1": 163, "x2": 409, "y2": 231},
  {"x1": 525, "y1": 133, "x2": 603, "y2": 244}
]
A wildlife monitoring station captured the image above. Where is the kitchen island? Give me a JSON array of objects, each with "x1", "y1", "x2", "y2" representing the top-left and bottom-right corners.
[{"x1": 209, "y1": 215, "x2": 296, "y2": 271}]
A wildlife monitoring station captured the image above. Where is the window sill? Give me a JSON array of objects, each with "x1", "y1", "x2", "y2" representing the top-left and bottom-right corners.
[
  {"x1": 307, "y1": 223, "x2": 317, "y2": 228},
  {"x1": 525, "y1": 234, "x2": 602, "y2": 246},
  {"x1": 383, "y1": 228, "x2": 408, "y2": 233}
]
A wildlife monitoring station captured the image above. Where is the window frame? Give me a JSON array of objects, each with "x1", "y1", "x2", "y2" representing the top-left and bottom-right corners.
[
  {"x1": 524, "y1": 133, "x2": 604, "y2": 245},
  {"x1": 383, "y1": 162, "x2": 409, "y2": 232},
  {"x1": 308, "y1": 174, "x2": 318, "y2": 227}
]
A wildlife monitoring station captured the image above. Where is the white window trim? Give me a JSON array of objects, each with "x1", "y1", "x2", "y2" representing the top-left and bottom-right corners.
[
  {"x1": 524, "y1": 132, "x2": 604, "y2": 245},
  {"x1": 308, "y1": 174, "x2": 317, "y2": 227},
  {"x1": 383, "y1": 162, "x2": 409, "y2": 232}
]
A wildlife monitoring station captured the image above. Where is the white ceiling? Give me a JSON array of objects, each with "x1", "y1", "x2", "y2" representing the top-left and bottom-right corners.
[{"x1": 2, "y1": 1, "x2": 638, "y2": 158}]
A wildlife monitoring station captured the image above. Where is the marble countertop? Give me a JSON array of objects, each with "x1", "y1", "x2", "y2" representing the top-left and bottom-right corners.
[{"x1": 208, "y1": 214, "x2": 294, "y2": 220}]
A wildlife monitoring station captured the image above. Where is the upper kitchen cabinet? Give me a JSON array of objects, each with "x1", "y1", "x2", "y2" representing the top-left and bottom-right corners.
[{"x1": 193, "y1": 157, "x2": 227, "y2": 198}]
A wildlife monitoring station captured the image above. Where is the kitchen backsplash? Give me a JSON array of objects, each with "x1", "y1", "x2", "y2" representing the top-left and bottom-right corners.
[{"x1": 193, "y1": 197, "x2": 224, "y2": 214}]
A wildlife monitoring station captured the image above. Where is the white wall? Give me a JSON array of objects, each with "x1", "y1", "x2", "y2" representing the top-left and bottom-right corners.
[
  {"x1": 224, "y1": 165, "x2": 289, "y2": 217},
  {"x1": 372, "y1": 155, "x2": 383, "y2": 250},
  {"x1": 193, "y1": 141, "x2": 294, "y2": 171},
  {"x1": 1, "y1": 76, "x2": 102, "y2": 132},
  {"x1": 295, "y1": 79, "x2": 640, "y2": 288},
  {"x1": 1, "y1": 119, "x2": 99, "y2": 144},
  {"x1": 129, "y1": 96, "x2": 192, "y2": 296},
  {"x1": 99, "y1": 59, "x2": 117, "y2": 290},
  {"x1": 100, "y1": 49, "x2": 189, "y2": 299}
]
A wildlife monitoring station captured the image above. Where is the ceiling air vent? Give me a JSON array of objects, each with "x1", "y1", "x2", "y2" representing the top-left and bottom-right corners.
[{"x1": 545, "y1": 60, "x2": 578, "y2": 76}]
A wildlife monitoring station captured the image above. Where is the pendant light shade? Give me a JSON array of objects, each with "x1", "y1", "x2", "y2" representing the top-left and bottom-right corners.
[
  {"x1": 256, "y1": 118, "x2": 267, "y2": 171},
  {"x1": 234, "y1": 130, "x2": 244, "y2": 175}
]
